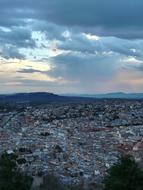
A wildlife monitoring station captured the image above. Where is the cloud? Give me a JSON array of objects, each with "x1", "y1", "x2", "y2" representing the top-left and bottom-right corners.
[
  {"x1": 0, "y1": 45, "x2": 25, "y2": 59},
  {"x1": 17, "y1": 68, "x2": 43, "y2": 74},
  {"x1": 48, "y1": 51, "x2": 121, "y2": 82},
  {"x1": 1, "y1": 0, "x2": 143, "y2": 93},
  {"x1": 0, "y1": 0, "x2": 143, "y2": 38},
  {"x1": 57, "y1": 32, "x2": 143, "y2": 58},
  {"x1": 0, "y1": 26, "x2": 36, "y2": 59},
  {"x1": 0, "y1": 27, "x2": 35, "y2": 48}
]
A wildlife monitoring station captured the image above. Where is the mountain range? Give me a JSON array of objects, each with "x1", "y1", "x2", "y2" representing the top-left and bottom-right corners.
[
  {"x1": 62, "y1": 92, "x2": 143, "y2": 99},
  {"x1": 0, "y1": 92, "x2": 143, "y2": 105}
]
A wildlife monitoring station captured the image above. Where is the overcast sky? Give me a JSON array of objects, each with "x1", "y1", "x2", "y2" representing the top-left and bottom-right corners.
[{"x1": 1, "y1": 0, "x2": 143, "y2": 94}]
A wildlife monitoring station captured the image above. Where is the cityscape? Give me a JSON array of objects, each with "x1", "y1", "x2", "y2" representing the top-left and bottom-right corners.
[
  {"x1": 1, "y1": 97, "x2": 143, "y2": 188},
  {"x1": 0, "y1": 0, "x2": 143, "y2": 189}
]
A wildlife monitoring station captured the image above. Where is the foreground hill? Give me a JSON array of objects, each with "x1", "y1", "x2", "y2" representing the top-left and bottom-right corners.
[{"x1": 0, "y1": 92, "x2": 94, "y2": 105}]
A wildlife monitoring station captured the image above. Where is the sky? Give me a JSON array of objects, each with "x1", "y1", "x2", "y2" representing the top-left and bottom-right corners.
[{"x1": 1, "y1": 0, "x2": 143, "y2": 94}]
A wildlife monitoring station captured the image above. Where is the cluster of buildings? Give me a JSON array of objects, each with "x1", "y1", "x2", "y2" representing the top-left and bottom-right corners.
[{"x1": 0, "y1": 100, "x2": 143, "y2": 185}]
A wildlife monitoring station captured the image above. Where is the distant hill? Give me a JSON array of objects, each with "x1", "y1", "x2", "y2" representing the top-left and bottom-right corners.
[
  {"x1": 0, "y1": 92, "x2": 94, "y2": 105},
  {"x1": 63, "y1": 92, "x2": 143, "y2": 99},
  {"x1": 1, "y1": 92, "x2": 143, "y2": 105},
  {"x1": 0, "y1": 92, "x2": 65, "y2": 104}
]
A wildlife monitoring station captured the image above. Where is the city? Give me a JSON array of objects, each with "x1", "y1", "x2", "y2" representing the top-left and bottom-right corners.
[
  {"x1": 1, "y1": 99, "x2": 143, "y2": 187},
  {"x1": 0, "y1": 0, "x2": 143, "y2": 189}
]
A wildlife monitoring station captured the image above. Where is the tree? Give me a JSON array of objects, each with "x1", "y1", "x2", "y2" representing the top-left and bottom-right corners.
[
  {"x1": 39, "y1": 174, "x2": 66, "y2": 190},
  {"x1": 0, "y1": 151, "x2": 33, "y2": 190},
  {"x1": 104, "y1": 155, "x2": 143, "y2": 190}
]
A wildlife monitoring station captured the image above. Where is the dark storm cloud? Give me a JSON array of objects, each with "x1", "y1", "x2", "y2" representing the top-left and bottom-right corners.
[
  {"x1": 17, "y1": 68, "x2": 43, "y2": 73},
  {"x1": 0, "y1": 45, "x2": 25, "y2": 59},
  {"x1": 1, "y1": 0, "x2": 143, "y2": 93},
  {"x1": 0, "y1": 0, "x2": 143, "y2": 38},
  {"x1": 39, "y1": 0, "x2": 143, "y2": 39},
  {"x1": 0, "y1": 26, "x2": 36, "y2": 59},
  {"x1": 123, "y1": 59, "x2": 143, "y2": 73},
  {"x1": 133, "y1": 65, "x2": 143, "y2": 72},
  {"x1": 32, "y1": 21, "x2": 67, "y2": 41},
  {"x1": 48, "y1": 51, "x2": 121, "y2": 82},
  {"x1": 0, "y1": 27, "x2": 35, "y2": 48},
  {"x1": 0, "y1": 0, "x2": 143, "y2": 60},
  {"x1": 57, "y1": 33, "x2": 143, "y2": 59}
]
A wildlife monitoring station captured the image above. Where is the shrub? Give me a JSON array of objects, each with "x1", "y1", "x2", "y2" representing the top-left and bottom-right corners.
[
  {"x1": 104, "y1": 155, "x2": 143, "y2": 190},
  {"x1": 39, "y1": 174, "x2": 66, "y2": 190},
  {"x1": 0, "y1": 151, "x2": 33, "y2": 190}
]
